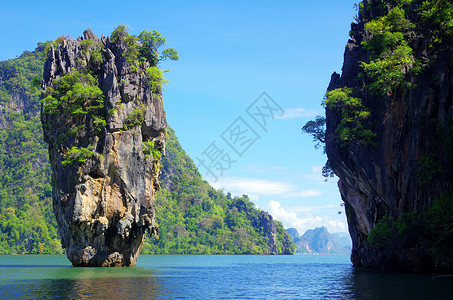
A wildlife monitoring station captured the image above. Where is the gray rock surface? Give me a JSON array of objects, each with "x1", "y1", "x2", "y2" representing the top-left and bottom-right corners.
[
  {"x1": 259, "y1": 211, "x2": 278, "y2": 254},
  {"x1": 41, "y1": 29, "x2": 166, "y2": 266},
  {"x1": 325, "y1": 1, "x2": 453, "y2": 272}
]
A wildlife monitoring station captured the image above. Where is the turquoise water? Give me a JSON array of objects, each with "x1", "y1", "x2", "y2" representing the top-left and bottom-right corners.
[{"x1": 0, "y1": 255, "x2": 452, "y2": 299}]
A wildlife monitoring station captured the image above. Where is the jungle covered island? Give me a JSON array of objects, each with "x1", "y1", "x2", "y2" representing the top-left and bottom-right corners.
[
  {"x1": 304, "y1": 0, "x2": 453, "y2": 272},
  {"x1": 144, "y1": 126, "x2": 295, "y2": 255},
  {"x1": 0, "y1": 27, "x2": 294, "y2": 258}
]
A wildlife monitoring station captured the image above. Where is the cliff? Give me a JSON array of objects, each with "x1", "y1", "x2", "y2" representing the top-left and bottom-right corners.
[
  {"x1": 41, "y1": 29, "x2": 167, "y2": 266},
  {"x1": 325, "y1": 0, "x2": 453, "y2": 272}
]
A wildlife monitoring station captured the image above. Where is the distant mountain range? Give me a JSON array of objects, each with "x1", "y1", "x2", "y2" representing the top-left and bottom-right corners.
[{"x1": 286, "y1": 227, "x2": 352, "y2": 255}]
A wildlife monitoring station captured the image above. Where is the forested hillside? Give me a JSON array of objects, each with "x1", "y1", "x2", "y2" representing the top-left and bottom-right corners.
[
  {"x1": 0, "y1": 44, "x2": 62, "y2": 253},
  {"x1": 143, "y1": 127, "x2": 294, "y2": 254},
  {"x1": 0, "y1": 42, "x2": 294, "y2": 255}
]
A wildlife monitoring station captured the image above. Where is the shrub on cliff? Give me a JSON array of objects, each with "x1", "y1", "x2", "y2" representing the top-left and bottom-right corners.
[{"x1": 111, "y1": 24, "x2": 179, "y2": 71}]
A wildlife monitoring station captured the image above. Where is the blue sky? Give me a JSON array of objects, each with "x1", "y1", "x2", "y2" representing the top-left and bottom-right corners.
[{"x1": 1, "y1": 0, "x2": 358, "y2": 234}]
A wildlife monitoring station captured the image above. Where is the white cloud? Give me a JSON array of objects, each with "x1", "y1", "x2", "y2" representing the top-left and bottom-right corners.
[
  {"x1": 299, "y1": 165, "x2": 339, "y2": 184},
  {"x1": 268, "y1": 200, "x2": 347, "y2": 234},
  {"x1": 312, "y1": 165, "x2": 323, "y2": 173},
  {"x1": 210, "y1": 177, "x2": 294, "y2": 196},
  {"x1": 327, "y1": 219, "x2": 348, "y2": 232},
  {"x1": 240, "y1": 164, "x2": 288, "y2": 175},
  {"x1": 291, "y1": 204, "x2": 339, "y2": 213},
  {"x1": 276, "y1": 108, "x2": 319, "y2": 119},
  {"x1": 211, "y1": 177, "x2": 324, "y2": 199},
  {"x1": 283, "y1": 189, "x2": 323, "y2": 198}
]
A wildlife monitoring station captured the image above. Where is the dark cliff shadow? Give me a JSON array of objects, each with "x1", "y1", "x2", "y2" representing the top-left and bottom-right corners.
[{"x1": 345, "y1": 268, "x2": 453, "y2": 299}]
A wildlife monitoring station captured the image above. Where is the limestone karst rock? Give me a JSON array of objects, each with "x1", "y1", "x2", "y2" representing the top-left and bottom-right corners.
[
  {"x1": 325, "y1": 1, "x2": 453, "y2": 272},
  {"x1": 41, "y1": 29, "x2": 166, "y2": 266}
]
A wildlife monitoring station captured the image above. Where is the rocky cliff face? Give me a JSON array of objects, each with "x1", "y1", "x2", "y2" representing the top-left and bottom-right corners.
[
  {"x1": 41, "y1": 29, "x2": 166, "y2": 266},
  {"x1": 325, "y1": 1, "x2": 453, "y2": 272},
  {"x1": 258, "y1": 211, "x2": 278, "y2": 254}
]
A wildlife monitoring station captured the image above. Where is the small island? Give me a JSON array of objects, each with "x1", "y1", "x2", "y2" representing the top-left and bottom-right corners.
[{"x1": 41, "y1": 27, "x2": 172, "y2": 266}]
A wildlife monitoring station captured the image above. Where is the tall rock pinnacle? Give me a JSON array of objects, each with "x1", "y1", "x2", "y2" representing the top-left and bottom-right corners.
[
  {"x1": 41, "y1": 28, "x2": 167, "y2": 266},
  {"x1": 324, "y1": 1, "x2": 453, "y2": 272}
]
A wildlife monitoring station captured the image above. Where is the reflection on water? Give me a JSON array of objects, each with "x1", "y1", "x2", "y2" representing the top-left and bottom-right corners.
[
  {"x1": 347, "y1": 268, "x2": 453, "y2": 299},
  {"x1": 35, "y1": 277, "x2": 166, "y2": 299},
  {"x1": 0, "y1": 255, "x2": 452, "y2": 299},
  {"x1": 0, "y1": 266, "x2": 173, "y2": 299}
]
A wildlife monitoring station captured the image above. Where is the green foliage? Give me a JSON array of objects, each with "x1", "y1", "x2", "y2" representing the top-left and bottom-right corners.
[
  {"x1": 416, "y1": 156, "x2": 442, "y2": 185},
  {"x1": 301, "y1": 115, "x2": 326, "y2": 151},
  {"x1": 108, "y1": 99, "x2": 123, "y2": 115},
  {"x1": 0, "y1": 42, "x2": 47, "y2": 106},
  {"x1": 160, "y1": 48, "x2": 179, "y2": 62},
  {"x1": 367, "y1": 193, "x2": 453, "y2": 268},
  {"x1": 146, "y1": 66, "x2": 168, "y2": 96},
  {"x1": 321, "y1": 159, "x2": 335, "y2": 180},
  {"x1": 0, "y1": 44, "x2": 61, "y2": 254},
  {"x1": 301, "y1": 116, "x2": 335, "y2": 180},
  {"x1": 41, "y1": 69, "x2": 106, "y2": 149},
  {"x1": 125, "y1": 104, "x2": 146, "y2": 129},
  {"x1": 110, "y1": 25, "x2": 131, "y2": 44},
  {"x1": 360, "y1": 6, "x2": 416, "y2": 95},
  {"x1": 367, "y1": 216, "x2": 395, "y2": 247},
  {"x1": 360, "y1": 44, "x2": 415, "y2": 94},
  {"x1": 324, "y1": 87, "x2": 375, "y2": 145},
  {"x1": 62, "y1": 146, "x2": 94, "y2": 166},
  {"x1": 138, "y1": 30, "x2": 179, "y2": 64},
  {"x1": 93, "y1": 115, "x2": 106, "y2": 133},
  {"x1": 80, "y1": 39, "x2": 104, "y2": 69},
  {"x1": 111, "y1": 25, "x2": 141, "y2": 71},
  {"x1": 418, "y1": 0, "x2": 453, "y2": 44},
  {"x1": 90, "y1": 48, "x2": 103, "y2": 66},
  {"x1": 356, "y1": 0, "x2": 404, "y2": 22},
  {"x1": 142, "y1": 140, "x2": 161, "y2": 160},
  {"x1": 108, "y1": 25, "x2": 178, "y2": 101},
  {"x1": 80, "y1": 39, "x2": 94, "y2": 52},
  {"x1": 424, "y1": 193, "x2": 453, "y2": 268},
  {"x1": 41, "y1": 71, "x2": 104, "y2": 115},
  {"x1": 0, "y1": 206, "x2": 63, "y2": 254},
  {"x1": 0, "y1": 110, "x2": 62, "y2": 254},
  {"x1": 367, "y1": 212, "x2": 419, "y2": 247},
  {"x1": 138, "y1": 30, "x2": 166, "y2": 64},
  {"x1": 110, "y1": 25, "x2": 179, "y2": 72},
  {"x1": 67, "y1": 125, "x2": 84, "y2": 136},
  {"x1": 355, "y1": 1, "x2": 453, "y2": 94},
  {"x1": 313, "y1": 0, "x2": 452, "y2": 157}
]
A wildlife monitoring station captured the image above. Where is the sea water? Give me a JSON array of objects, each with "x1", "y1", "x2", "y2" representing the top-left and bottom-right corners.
[{"x1": 0, "y1": 254, "x2": 452, "y2": 299}]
